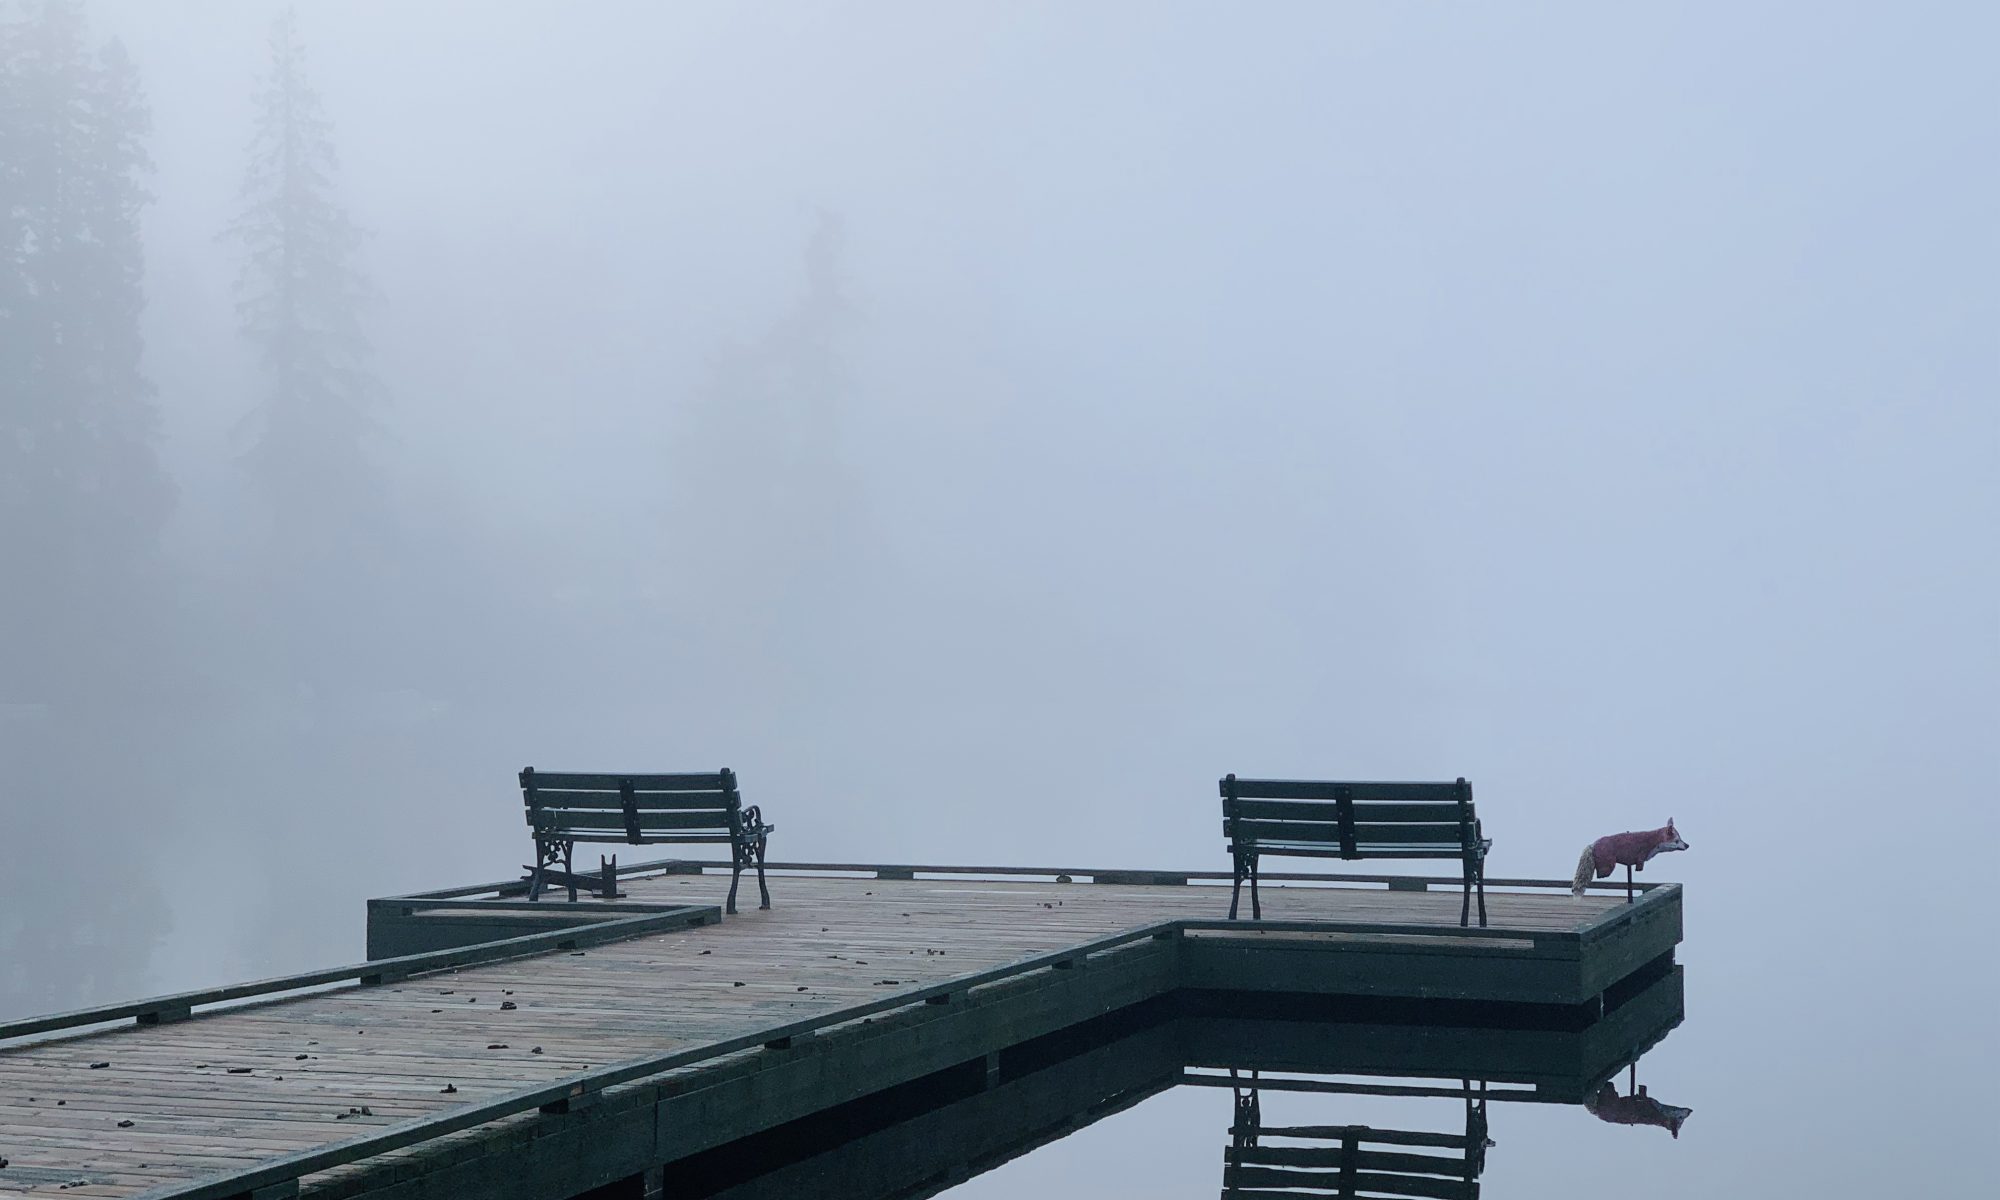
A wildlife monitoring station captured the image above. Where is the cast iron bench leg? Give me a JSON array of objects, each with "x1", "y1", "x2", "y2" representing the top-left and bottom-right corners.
[
  {"x1": 725, "y1": 840, "x2": 743, "y2": 916},
  {"x1": 1460, "y1": 855, "x2": 1489, "y2": 928}
]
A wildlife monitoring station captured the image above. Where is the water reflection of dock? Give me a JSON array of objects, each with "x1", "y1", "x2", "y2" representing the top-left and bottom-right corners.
[
  {"x1": 0, "y1": 862, "x2": 1681, "y2": 1198},
  {"x1": 696, "y1": 963, "x2": 1684, "y2": 1199}
]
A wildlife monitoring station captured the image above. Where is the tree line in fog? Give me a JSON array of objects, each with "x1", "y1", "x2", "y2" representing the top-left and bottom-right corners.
[
  {"x1": 1, "y1": 1, "x2": 859, "y2": 1016},
  {"x1": 3, "y1": 1, "x2": 399, "y2": 707}
]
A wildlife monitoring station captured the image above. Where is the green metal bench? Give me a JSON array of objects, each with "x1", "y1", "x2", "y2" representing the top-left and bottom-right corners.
[
  {"x1": 520, "y1": 767, "x2": 773, "y2": 912},
  {"x1": 1220, "y1": 775, "x2": 1489, "y2": 926}
]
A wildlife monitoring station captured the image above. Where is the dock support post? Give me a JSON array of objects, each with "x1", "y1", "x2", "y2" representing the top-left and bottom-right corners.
[{"x1": 540, "y1": 1083, "x2": 598, "y2": 1114}]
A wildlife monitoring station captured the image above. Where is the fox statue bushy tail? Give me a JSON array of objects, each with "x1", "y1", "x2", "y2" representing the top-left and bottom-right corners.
[
  {"x1": 1570, "y1": 820, "x2": 1688, "y2": 896},
  {"x1": 1570, "y1": 844, "x2": 1598, "y2": 896}
]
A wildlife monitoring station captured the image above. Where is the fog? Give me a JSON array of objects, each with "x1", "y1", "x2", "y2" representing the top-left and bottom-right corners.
[{"x1": 2, "y1": 1, "x2": 1995, "y2": 1193}]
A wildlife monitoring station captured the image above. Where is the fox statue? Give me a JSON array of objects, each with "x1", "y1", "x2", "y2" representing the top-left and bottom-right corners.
[
  {"x1": 1583, "y1": 1081, "x2": 1692, "y2": 1138},
  {"x1": 1571, "y1": 820, "x2": 1687, "y2": 896}
]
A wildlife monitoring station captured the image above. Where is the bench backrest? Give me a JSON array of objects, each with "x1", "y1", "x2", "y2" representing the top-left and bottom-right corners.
[
  {"x1": 521, "y1": 767, "x2": 744, "y2": 845},
  {"x1": 1221, "y1": 776, "x2": 1477, "y2": 857}
]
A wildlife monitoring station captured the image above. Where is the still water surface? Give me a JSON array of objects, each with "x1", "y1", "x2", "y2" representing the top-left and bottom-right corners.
[
  {"x1": 694, "y1": 964, "x2": 1694, "y2": 1200},
  {"x1": 702, "y1": 870, "x2": 1993, "y2": 1200}
]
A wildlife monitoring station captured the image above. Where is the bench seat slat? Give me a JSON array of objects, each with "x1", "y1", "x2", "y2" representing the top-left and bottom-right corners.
[
  {"x1": 1220, "y1": 779, "x2": 1466, "y2": 803},
  {"x1": 526, "y1": 786, "x2": 727, "y2": 800},
  {"x1": 525, "y1": 796, "x2": 732, "y2": 814},
  {"x1": 1224, "y1": 819, "x2": 1468, "y2": 844},
  {"x1": 524, "y1": 771, "x2": 726, "y2": 791},
  {"x1": 535, "y1": 820, "x2": 775, "y2": 836},
  {"x1": 1229, "y1": 1146, "x2": 1471, "y2": 1174},
  {"x1": 1227, "y1": 799, "x2": 1469, "y2": 823},
  {"x1": 523, "y1": 788, "x2": 728, "y2": 807},
  {"x1": 1228, "y1": 843, "x2": 1482, "y2": 859},
  {"x1": 1246, "y1": 1126, "x2": 1474, "y2": 1149},
  {"x1": 536, "y1": 830, "x2": 741, "y2": 844},
  {"x1": 530, "y1": 810, "x2": 737, "y2": 832}
]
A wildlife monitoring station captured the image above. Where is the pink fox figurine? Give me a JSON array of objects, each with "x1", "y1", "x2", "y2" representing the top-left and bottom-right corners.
[
  {"x1": 1571, "y1": 820, "x2": 1687, "y2": 896},
  {"x1": 1584, "y1": 1081, "x2": 1692, "y2": 1138}
]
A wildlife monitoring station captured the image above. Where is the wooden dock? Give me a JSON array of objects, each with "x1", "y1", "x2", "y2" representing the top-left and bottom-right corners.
[{"x1": 0, "y1": 863, "x2": 1682, "y2": 1200}]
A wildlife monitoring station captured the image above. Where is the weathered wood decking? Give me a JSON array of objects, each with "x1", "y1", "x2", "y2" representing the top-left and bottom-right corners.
[{"x1": 0, "y1": 865, "x2": 1679, "y2": 1199}]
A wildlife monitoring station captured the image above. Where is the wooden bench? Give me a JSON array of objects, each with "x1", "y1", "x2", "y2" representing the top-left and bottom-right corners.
[
  {"x1": 1224, "y1": 1074, "x2": 1491, "y2": 1199},
  {"x1": 1220, "y1": 775, "x2": 1490, "y2": 926},
  {"x1": 520, "y1": 767, "x2": 773, "y2": 912}
]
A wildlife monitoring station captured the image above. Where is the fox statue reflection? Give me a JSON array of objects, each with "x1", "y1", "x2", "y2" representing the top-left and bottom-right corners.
[
  {"x1": 1217, "y1": 1063, "x2": 1690, "y2": 1197},
  {"x1": 1585, "y1": 1079, "x2": 1694, "y2": 1138}
]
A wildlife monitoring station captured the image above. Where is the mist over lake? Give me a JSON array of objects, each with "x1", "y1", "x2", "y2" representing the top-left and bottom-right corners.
[{"x1": 2, "y1": 2, "x2": 1993, "y2": 1195}]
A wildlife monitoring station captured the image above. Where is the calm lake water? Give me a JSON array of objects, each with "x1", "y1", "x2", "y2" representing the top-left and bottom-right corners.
[
  {"x1": 689, "y1": 966, "x2": 1699, "y2": 1200},
  {"x1": 686, "y1": 846, "x2": 1991, "y2": 1200},
  {"x1": 939, "y1": 1038, "x2": 1693, "y2": 1200},
  {"x1": 6, "y1": 699, "x2": 1991, "y2": 1198},
  {"x1": 924, "y1": 900, "x2": 1989, "y2": 1199}
]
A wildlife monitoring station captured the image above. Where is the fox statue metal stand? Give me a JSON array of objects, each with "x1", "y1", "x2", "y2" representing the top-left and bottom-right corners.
[{"x1": 1571, "y1": 819, "x2": 1687, "y2": 901}]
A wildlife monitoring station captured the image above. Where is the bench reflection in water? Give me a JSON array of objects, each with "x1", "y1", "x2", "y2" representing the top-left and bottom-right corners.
[
  {"x1": 1223, "y1": 1069, "x2": 1492, "y2": 1199},
  {"x1": 683, "y1": 965, "x2": 1689, "y2": 1200}
]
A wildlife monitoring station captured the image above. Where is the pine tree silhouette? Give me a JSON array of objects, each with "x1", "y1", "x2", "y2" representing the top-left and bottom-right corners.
[
  {"x1": 226, "y1": 6, "x2": 391, "y2": 695},
  {"x1": 0, "y1": 0, "x2": 171, "y2": 706}
]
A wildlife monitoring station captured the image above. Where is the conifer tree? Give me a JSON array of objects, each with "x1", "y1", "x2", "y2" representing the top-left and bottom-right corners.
[
  {"x1": 663, "y1": 213, "x2": 864, "y2": 700},
  {"x1": 0, "y1": 0, "x2": 174, "y2": 1018},
  {"x1": 0, "y1": 0, "x2": 170, "y2": 704},
  {"x1": 226, "y1": 7, "x2": 387, "y2": 691}
]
